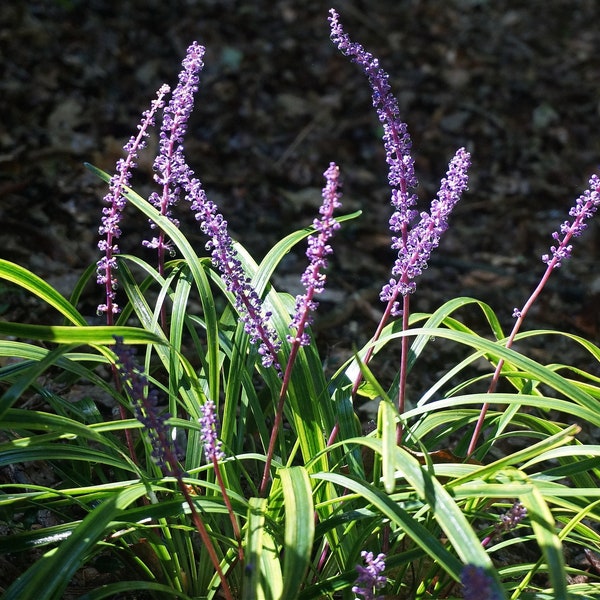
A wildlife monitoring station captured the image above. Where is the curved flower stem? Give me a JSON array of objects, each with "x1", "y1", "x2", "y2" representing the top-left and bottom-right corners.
[
  {"x1": 348, "y1": 293, "x2": 409, "y2": 445},
  {"x1": 468, "y1": 174, "x2": 600, "y2": 455},
  {"x1": 212, "y1": 456, "x2": 243, "y2": 561},
  {"x1": 260, "y1": 163, "x2": 341, "y2": 495},
  {"x1": 396, "y1": 294, "x2": 410, "y2": 444},
  {"x1": 180, "y1": 483, "x2": 234, "y2": 600},
  {"x1": 259, "y1": 344, "x2": 297, "y2": 496},
  {"x1": 467, "y1": 257, "x2": 564, "y2": 455}
]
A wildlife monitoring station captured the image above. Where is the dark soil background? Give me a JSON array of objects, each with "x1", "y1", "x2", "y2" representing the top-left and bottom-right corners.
[
  {"x1": 1, "y1": 0, "x2": 600, "y2": 594},
  {"x1": 2, "y1": 0, "x2": 600, "y2": 357},
  {"x1": 2, "y1": 0, "x2": 600, "y2": 348}
]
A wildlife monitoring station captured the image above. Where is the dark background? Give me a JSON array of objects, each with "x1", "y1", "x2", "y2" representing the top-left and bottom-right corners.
[{"x1": 1, "y1": 0, "x2": 599, "y2": 359}]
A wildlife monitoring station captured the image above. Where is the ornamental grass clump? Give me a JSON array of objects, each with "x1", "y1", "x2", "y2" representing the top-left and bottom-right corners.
[{"x1": 1, "y1": 8, "x2": 600, "y2": 600}]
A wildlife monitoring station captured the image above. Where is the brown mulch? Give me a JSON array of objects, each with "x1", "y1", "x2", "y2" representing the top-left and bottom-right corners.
[{"x1": 2, "y1": 0, "x2": 599, "y2": 334}]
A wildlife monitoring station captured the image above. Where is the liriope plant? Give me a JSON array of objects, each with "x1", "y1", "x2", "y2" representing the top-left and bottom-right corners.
[{"x1": 0, "y1": 8, "x2": 599, "y2": 600}]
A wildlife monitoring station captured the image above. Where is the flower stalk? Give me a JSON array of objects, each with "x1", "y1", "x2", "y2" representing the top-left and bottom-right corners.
[
  {"x1": 259, "y1": 162, "x2": 342, "y2": 495},
  {"x1": 329, "y1": 8, "x2": 470, "y2": 442},
  {"x1": 468, "y1": 174, "x2": 600, "y2": 455},
  {"x1": 200, "y1": 399, "x2": 243, "y2": 559},
  {"x1": 97, "y1": 85, "x2": 170, "y2": 321}
]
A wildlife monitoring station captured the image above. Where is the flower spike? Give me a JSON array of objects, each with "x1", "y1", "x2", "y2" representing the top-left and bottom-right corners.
[
  {"x1": 112, "y1": 336, "x2": 183, "y2": 478},
  {"x1": 329, "y1": 9, "x2": 470, "y2": 311},
  {"x1": 97, "y1": 84, "x2": 170, "y2": 319},
  {"x1": 542, "y1": 173, "x2": 600, "y2": 268},
  {"x1": 186, "y1": 174, "x2": 282, "y2": 371},
  {"x1": 288, "y1": 162, "x2": 342, "y2": 346},
  {"x1": 461, "y1": 565, "x2": 502, "y2": 600},
  {"x1": 199, "y1": 399, "x2": 225, "y2": 462},
  {"x1": 143, "y1": 42, "x2": 205, "y2": 254}
]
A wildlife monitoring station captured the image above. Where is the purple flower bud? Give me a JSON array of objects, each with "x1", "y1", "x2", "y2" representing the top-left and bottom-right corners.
[
  {"x1": 499, "y1": 501, "x2": 527, "y2": 532},
  {"x1": 352, "y1": 551, "x2": 387, "y2": 600}
]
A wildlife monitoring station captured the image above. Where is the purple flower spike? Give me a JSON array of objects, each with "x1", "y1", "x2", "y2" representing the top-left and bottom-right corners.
[
  {"x1": 380, "y1": 147, "x2": 471, "y2": 314},
  {"x1": 352, "y1": 551, "x2": 387, "y2": 600},
  {"x1": 542, "y1": 173, "x2": 600, "y2": 268},
  {"x1": 482, "y1": 500, "x2": 527, "y2": 547},
  {"x1": 199, "y1": 399, "x2": 225, "y2": 462},
  {"x1": 186, "y1": 175, "x2": 282, "y2": 372},
  {"x1": 329, "y1": 9, "x2": 417, "y2": 219},
  {"x1": 97, "y1": 84, "x2": 170, "y2": 318},
  {"x1": 112, "y1": 336, "x2": 183, "y2": 478},
  {"x1": 329, "y1": 10, "x2": 470, "y2": 316},
  {"x1": 288, "y1": 162, "x2": 342, "y2": 346},
  {"x1": 143, "y1": 42, "x2": 205, "y2": 253},
  {"x1": 461, "y1": 565, "x2": 502, "y2": 600}
]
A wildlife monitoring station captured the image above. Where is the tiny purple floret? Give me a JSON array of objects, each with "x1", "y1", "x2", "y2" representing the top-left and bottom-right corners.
[{"x1": 352, "y1": 551, "x2": 387, "y2": 600}]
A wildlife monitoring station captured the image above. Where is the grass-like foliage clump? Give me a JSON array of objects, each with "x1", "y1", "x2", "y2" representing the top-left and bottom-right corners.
[{"x1": 1, "y1": 8, "x2": 600, "y2": 600}]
